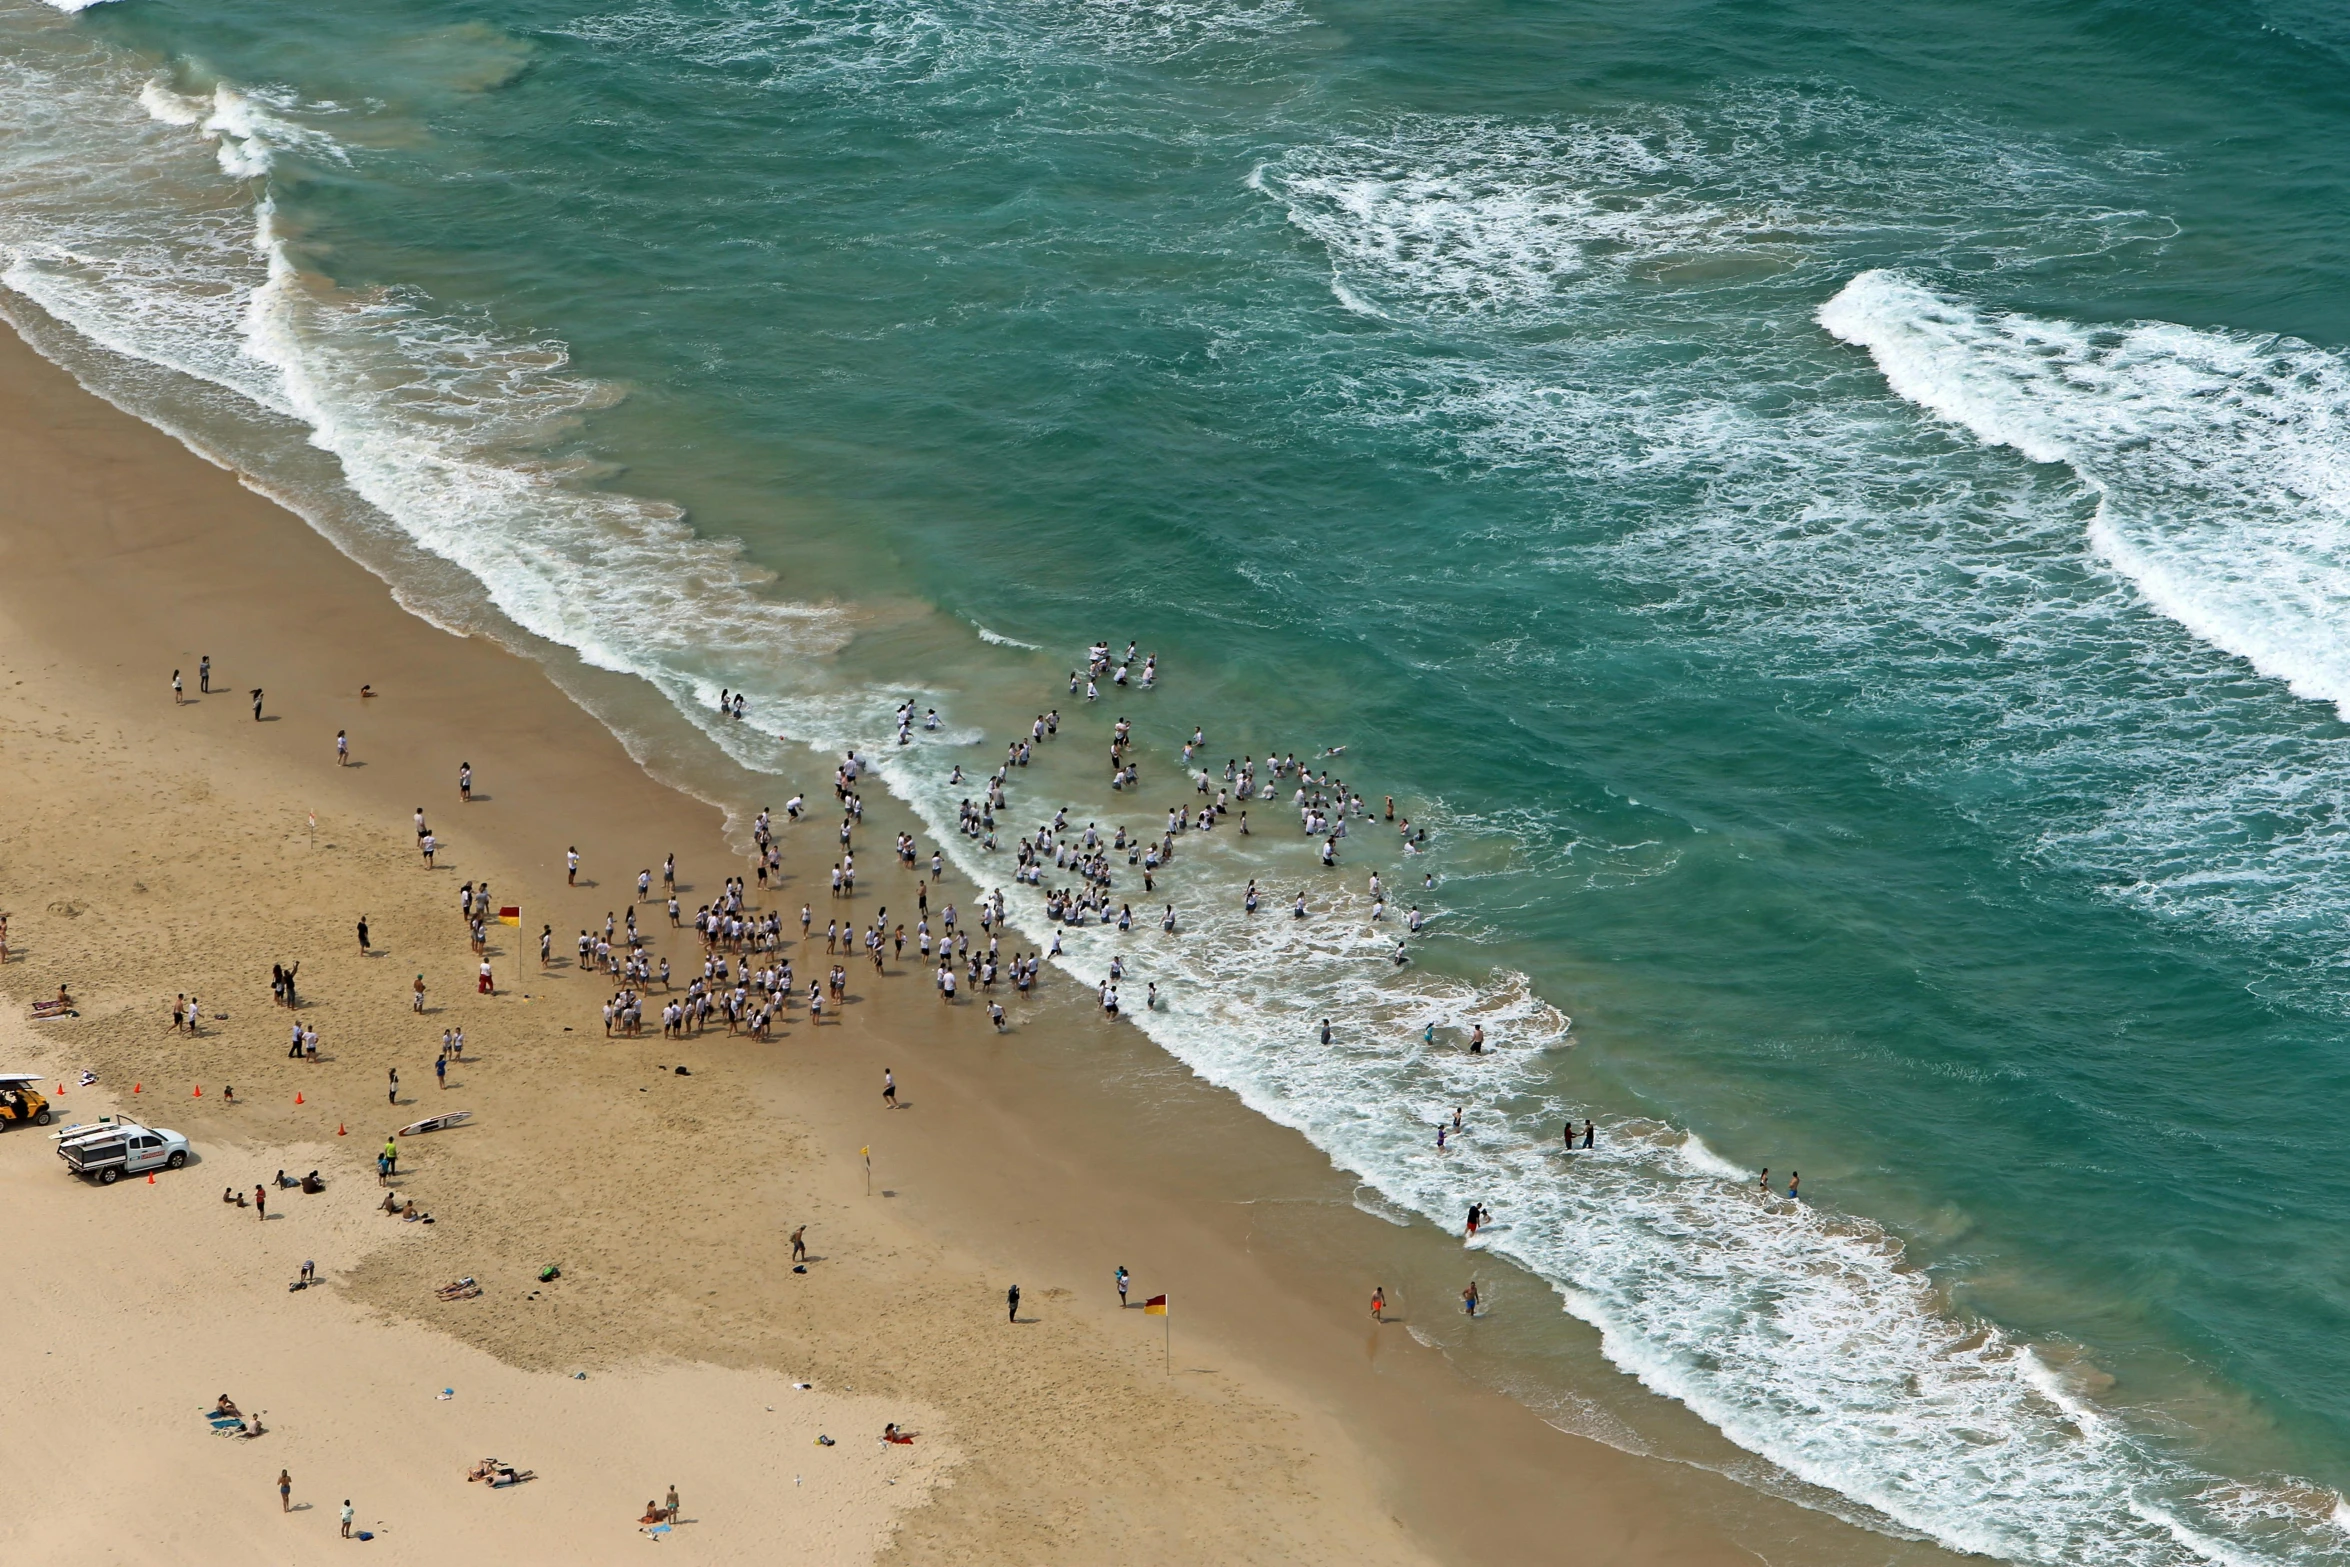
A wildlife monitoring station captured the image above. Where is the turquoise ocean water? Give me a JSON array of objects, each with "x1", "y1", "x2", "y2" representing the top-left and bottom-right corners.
[{"x1": 8, "y1": 0, "x2": 2350, "y2": 1558}]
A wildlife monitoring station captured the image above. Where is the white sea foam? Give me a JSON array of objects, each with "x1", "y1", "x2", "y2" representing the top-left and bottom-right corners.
[
  {"x1": 1255, "y1": 96, "x2": 2350, "y2": 1006},
  {"x1": 556, "y1": 0, "x2": 1301, "y2": 90},
  {"x1": 817, "y1": 718, "x2": 2332, "y2": 1567},
  {"x1": 1822, "y1": 268, "x2": 2350, "y2": 721},
  {"x1": 1254, "y1": 99, "x2": 2167, "y2": 331},
  {"x1": 1674, "y1": 1130, "x2": 1752, "y2": 1183},
  {"x1": 3, "y1": 44, "x2": 855, "y2": 762},
  {"x1": 1241, "y1": 102, "x2": 2348, "y2": 1567},
  {"x1": 973, "y1": 624, "x2": 1042, "y2": 650}
]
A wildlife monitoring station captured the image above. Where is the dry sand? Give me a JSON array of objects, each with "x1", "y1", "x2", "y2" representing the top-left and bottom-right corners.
[
  {"x1": 0, "y1": 315, "x2": 1968, "y2": 1567},
  {"x1": 0, "y1": 1099, "x2": 949, "y2": 1563}
]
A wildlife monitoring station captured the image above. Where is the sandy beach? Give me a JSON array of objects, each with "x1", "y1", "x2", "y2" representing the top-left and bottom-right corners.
[{"x1": 0, "y1": 314, "x2": 1966, "y2": 1567}]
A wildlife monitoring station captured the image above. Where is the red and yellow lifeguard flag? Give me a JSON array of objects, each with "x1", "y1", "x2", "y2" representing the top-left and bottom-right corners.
[
  {"x1": 498, "y1": 906, "x2": 521, "y2": 926},
  {"x1": 1141, "y1": 1295, "x2": 1167, "y2": 1315}
]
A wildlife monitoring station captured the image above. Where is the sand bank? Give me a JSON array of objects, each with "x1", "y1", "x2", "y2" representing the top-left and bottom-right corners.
[{"x1": 0, "y1": 312, "x2": 1963, "y2": 1567}]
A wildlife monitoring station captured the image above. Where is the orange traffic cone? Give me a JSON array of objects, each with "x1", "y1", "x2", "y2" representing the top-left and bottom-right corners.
[
  {"x1": 337, "y1": 1123, "x2": 347, "y2": 1137},
  {"x1": 132, "y1": 1083, "x2": 141, "y2": 1094},
  {"x1": 192, "y1": 1085, "x2": 202, "y2": 1097},
  {"x1": 295, "y1": 1092, "x2": 304, "y2": 1105},
  {"x1": 146, "y1": 1173, "x2": 156, "y2": 1184}
]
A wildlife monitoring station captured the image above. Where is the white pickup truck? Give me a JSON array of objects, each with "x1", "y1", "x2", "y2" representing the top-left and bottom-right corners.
[{"x1": 55, "y1": 1120, "x2": 189, "y2": 1184}]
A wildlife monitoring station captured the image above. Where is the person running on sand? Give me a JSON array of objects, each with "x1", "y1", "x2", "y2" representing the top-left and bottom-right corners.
[{"x1": 882, "y1": 1069, "x2": 897, "y2": 1108}]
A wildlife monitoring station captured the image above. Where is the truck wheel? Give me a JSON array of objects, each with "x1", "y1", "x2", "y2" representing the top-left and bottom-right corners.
[
  {"x1": 33, "y1": 1109, "x2": 51, "y2": 1127},
  {"x1": 166, "y1": 1151, "x2": 187, "y2": 1170},
  {"x1": 98, "y1": 1166, "x2": 120, "y2": 1185}
]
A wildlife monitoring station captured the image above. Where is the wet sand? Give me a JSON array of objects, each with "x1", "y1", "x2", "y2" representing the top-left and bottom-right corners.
[{"x1": 0, "y1": 316, "x2": 1965, "y2": 1567}]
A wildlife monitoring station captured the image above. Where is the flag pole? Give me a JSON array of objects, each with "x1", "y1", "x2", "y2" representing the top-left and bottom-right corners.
[
  {"x1": 1143, "y1": 1293, "x2": 1170, "y2": 1372},
  {"x1": 862, "y1": 1145, "x2": 871, "y2": 1197}
]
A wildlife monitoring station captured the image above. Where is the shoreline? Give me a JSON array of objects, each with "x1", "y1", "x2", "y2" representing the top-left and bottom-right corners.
[{"x1": 0, "y1": 314, "x2": 1960, "y2": 1566}]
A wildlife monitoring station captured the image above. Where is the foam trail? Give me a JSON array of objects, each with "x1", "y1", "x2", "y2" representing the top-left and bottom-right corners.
[{"x1": 1822, "y1": 269, "x2": 2350, "y2": 720}]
